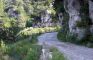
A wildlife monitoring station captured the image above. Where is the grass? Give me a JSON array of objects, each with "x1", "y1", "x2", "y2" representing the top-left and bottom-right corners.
[
  {"x1": 57, "y1": 31, "x2": 93, "y2": 48},
  {"x1": 0, "y1": 26, "x2": 63, "y2": 60},
  {"x1": 0, "y1": 38, "x2": 42, "y2": 60},
  {"x1": 50, "y1": 47, "x2": 66, "y2": 60},
  {"x1": 57, "y1": 31, "x2": 67, "y2": 42}
]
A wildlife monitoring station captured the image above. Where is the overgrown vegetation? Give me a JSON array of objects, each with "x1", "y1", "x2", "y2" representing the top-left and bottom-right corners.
[
  {"x1": 0, "y1": 0, "x2": 58, "y2": 43},
  {"x1": 0, "y1": 39, "x2": 42, "y2": 60},
  {"x1": 0, "y1": 25, "x2": 61, "y2": 60},
  {"x1": 58, "y1": 30, "x2": 93, "y2": 47},
  {"x1": 57, "y1": 31, "x2": 77, "y2": 43},
  {"x1": 54, "y1": 0, "x2": 69, "y2": 44},
  {"x1": 0, "y1": 0, "x2": 62, "y2": 60},
  {"x1": 1, "y1": 0, "x2": 93, "y2": 60},
  {"x1": 50, "y1": 47, "x2": 66, "y2": 60},
  {"x1": 17, "y1": 26, "x2": 61, "y2": 39}
]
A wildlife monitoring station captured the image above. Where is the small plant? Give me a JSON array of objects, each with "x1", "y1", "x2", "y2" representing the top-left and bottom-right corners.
[
  {"x1": 50, "y1": 47, "x2": 66, "y2": 60},
  {"x1": 76, "y1": 20, "x2": 83, "y2": 28},
  {"x1": 57, "y1": 31, "x2": 78, "y2": 43},
  {"x1": 24, "y1": 45, "x2": 42, "y2": 60},
  {"x1": 57, "y1": 31, "x2": 67, "y2": 42},
  {"x1": 26, "y1": 19, "x2": 33, "y2": 27},
  {"x1": 76, "y1": 20, "x2": 89, "y2": 28},
  {"x1": 5, "y1": 40, "x2": 42, "y2": 60},
  {"x1": 89, "y1": 35, "x2": 93, "y2": 42},
  {"x1": 0, "y1": 40, "x2": 8, "y2": 53}
]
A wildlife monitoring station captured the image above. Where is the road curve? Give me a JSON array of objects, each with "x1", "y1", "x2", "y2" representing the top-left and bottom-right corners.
[{"x1": 38, "y1": 32, "x2": 93, "y2": 60}]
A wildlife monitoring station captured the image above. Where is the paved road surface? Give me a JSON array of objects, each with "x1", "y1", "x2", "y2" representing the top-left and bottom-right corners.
[{"x1": 38, "y1": 32, "x2": 93, "y2": 60}]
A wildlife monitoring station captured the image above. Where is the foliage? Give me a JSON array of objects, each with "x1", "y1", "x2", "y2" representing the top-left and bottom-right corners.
[
  {"x1": 0, "y1": 40, "x2": 12, "y2": 60},
  {"x1": 17, "y1": 26, "x2": 61, "y2": 39},
  {"x1": 0, "y1": 27, "x2": 21, "y2": 43},
  {"x1": 26, "y1": 19, "x2": 33, "y2": 27},
  {"x1": 0, "y1": 0, "x2": 58, "y2": 43},
  {"x1": 54, "y1": 0, "x2": 69, "y2": 40},
  {"x1": 78, "y1": 0, "x2": 92, "y2": 28},
  {"x1": 79, "y1": 0, "x2": 89, "y2": 15},
  {"x1": 57, "y1": 31, "x2": 77, "y2": 43},
  {"x1": 0, "y1": 0, "x2": 5, "y2": 16},
  {"x1": 30, "y1": 34, "x2": 39, "y2": 44},
  {"x1": 0, "y1": 0, "x2": 56, "y2": 28},
  {"x1": 58, "y1": 30, "x2": 93, "y2": 47},
  {"x1": 54, "y1": 0, "x2": 65, "y2": 13},
  {"x1": 57, "y1": 31, "x2": 67, "y2": 41},
  {"x1": 0, "y1": 39, "x2": 42, "y2": 60},
  {"x1": 0, "y1": 40, "x2": 9, "y2": 54},
  {"x1": 0, "y1": 0, "x2": 58, "y2": 42},
  {"x1": 89, "y1": 35, "x2": 93, "y2": 42},
  {"x1": 50, "y1": 47, "x2": 66, "y2": 60},
  {"x1": 76, "y1": 19, "x2": 89, "y2": 28}
]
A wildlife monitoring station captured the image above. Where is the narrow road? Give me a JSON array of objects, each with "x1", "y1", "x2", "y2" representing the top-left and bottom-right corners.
[{"x1": 38, "y1": 32, "x2": 93, "y2": 60}]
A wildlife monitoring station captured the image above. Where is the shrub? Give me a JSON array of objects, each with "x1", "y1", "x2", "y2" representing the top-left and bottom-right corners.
[
  {"x1": 17, "y1": 26, "x2": 61, "y2": 39},
  {"x1": 76, "y1": 18, "x2": 92, "y2": 28},
  {"x1": 0, "y1": 27, "x2": 20, "y2": 43},
  {"x1": 57, "y1": 31, "x2": 77, "y2": 43},
  {"x1": 24, "y1": 45, "x2": 42, "y2": 60},
  {"x1": 57, "y1": 31, "x2": 67, "y2": 42},
  {"x1": 57, "y1": 30, "x2": 93, "y2": 47},
  {"x1": 50, "y1": 47, "x2": 66, "y2": 60},
  {"x1": 2, "y1": 40, "x2": 42, "y2": 60},
  {"x1": 0, "y1": 40, "x2": 9, "y2": 54},
  {"x1": 26, "y1": 19, "x2": 33, "y2": 27}
]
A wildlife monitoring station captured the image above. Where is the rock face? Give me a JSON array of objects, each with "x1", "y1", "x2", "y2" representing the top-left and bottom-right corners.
[
  {"x1": 5, "y1": 7, "x2": 19, "y2": 18},
  {"x1": 89, "y1": 0, "x2": 93, "y2": 34},
  {"x1": 54, "y1": 0, "x2": 93, "y2": 41},
  {"x1": 41, "y1": 10, "x2": 52, "y2": 27},
  {"x1": 64, "y1": 0, "x2": 87, "y2": 39}
]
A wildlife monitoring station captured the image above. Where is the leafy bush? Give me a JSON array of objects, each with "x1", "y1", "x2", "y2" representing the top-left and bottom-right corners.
[
  {"x1": 17, "y1": 26, "x2": 61, "y2": 39},
  {"x1": 76, "y1": 18, "x2": 92, "y2": 28},
  {"x1": 26, "y1": 19, "x2": 33, "y2": 27},
  {"x1": 50, "y1": 47, "x2": 66, "y2": 60},
  {"x1": 57, "y1": 31, "x2": 67, "y2": 42},
  {"x1": 76, "y1": 20, "x2": 88, "y2": 28},
  {"x1": 24, "y1": 45, "x2": 42, "y2": 60},
  {"x1": 57, "y1": 31, "x2": 77, "y2": 43},
  {"x1": 57, "y1": 30, "x2": 93, "y2": 47},
  {"x1": 0, "y1": 27, "x2": 20, "y2": 43},
  {"x1": 89, "y1": 35, "x2": 93, "y2": 42},
  {"x1": 0, "y1": 40, "x2": 12, "y2": 60},
  {"x1": 0, "y1": 40, "x2": 42, "y2": 60},
  {"x1": 0, "y1": 40, "x2": 9, "y2": 54}
]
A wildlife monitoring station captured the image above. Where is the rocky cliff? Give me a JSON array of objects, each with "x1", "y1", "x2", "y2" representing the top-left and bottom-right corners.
[{"x1": 55, "y1": 0, "x2": 93, "y2": 45}]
